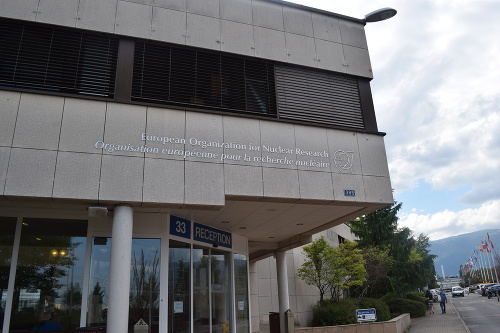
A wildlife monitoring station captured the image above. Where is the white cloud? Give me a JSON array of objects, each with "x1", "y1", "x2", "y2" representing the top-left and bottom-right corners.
[
  {"x1": 288, "y1": 0, "x2": 500, "y2": 238},
  {"x1": 399, "y1": 200, "x2": 500, "y2": 240}
]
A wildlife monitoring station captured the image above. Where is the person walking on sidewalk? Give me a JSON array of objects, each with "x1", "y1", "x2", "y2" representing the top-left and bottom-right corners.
[
  {"x1": 438, "y1": 289, "x2": 447, "y2": 314},
  {"x1": 425, "y1": 290, "x2": 434, "y2": 314}
]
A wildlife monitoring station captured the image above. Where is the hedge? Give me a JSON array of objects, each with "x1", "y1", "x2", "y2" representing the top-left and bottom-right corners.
[{"x1": 384, "y1": 298, "x2": 426, "y2": 318}]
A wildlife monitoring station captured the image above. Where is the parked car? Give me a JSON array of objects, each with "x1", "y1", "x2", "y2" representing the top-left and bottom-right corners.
[
  {"x1": 452, "y1": 286, "x2": 465, "y2": 297},
  {"x1": 480, "y1": 283, "x2": 496, "y2": 296},
  {"x1": 487, "y1": 284, "x2": 500, "y2": 298}
]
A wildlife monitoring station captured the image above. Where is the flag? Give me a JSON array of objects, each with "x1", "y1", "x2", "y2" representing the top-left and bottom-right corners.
[
  {"x1": 488, "y1": 233, "x2": 495, "y2": 249},
  {"x1": 482, "y1": 240, "x2": 488, "y2": 250},
  {"x1": 479, "y1": 244, "x2": 484, "y2": 252}
]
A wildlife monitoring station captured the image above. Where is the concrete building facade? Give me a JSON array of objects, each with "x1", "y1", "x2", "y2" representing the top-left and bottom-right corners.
[{"x1": 0, "y1": 1, "x2": 393, "y2": 332}]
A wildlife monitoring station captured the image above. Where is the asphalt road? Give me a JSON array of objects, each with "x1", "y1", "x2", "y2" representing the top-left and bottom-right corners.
[{"x1": 452, "y1": 292, "x2": 500, "y2": 332}]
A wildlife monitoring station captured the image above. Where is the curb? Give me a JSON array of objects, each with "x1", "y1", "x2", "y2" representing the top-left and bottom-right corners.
[{"x1": 450, "y1": 299, "x2": 471, "y2": 333}]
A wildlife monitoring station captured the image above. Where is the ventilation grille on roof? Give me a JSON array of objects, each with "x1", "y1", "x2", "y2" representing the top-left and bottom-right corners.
[{"x1": 0, "y1": 18, "x2": 118, "y2": 97}]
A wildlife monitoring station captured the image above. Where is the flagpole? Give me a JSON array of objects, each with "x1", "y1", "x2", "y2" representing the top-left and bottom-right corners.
[
  {"x1": 488, "y1": 233, "x2": 499, "y2": 283},
  {"x1": 479, "y1": 250, "x2": 489, "y2": 282},
  {"x1": 478, "y1": 247, "x2": 487, "y2": 282},
  {"x1": 486, "y1": 243, "x2": 499, "y2": 284}
]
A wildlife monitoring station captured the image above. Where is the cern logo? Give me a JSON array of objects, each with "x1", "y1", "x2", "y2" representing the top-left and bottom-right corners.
[{"x1": 333, "y1": 150, "x2": 353, "y2": 172}]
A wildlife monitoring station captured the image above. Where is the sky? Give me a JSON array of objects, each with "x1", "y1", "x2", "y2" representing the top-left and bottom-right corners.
[{"x1": 287, "y1": 0, "x2": 500, "y2": 241}]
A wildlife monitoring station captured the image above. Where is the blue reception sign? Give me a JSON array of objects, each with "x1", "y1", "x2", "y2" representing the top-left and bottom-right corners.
[
  {"x1": 170, "y1": 215, "x2": 191, "y2": 239},
  {"x1": 356, "y1": 308, "x2": 376, "y2": 322},
  {"x1": 193, "y1": 222, "x2": 232, "y2": 248}
]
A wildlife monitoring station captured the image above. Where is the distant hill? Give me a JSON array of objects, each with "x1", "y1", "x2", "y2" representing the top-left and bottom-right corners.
[{"x1": 429, "y1": 229, "x2": 500, "y2": 278}]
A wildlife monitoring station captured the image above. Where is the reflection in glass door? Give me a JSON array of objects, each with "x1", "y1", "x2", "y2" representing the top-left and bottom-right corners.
[
  {"x1": 234, "y1": 254, "x2": 249, "y2": 333},
  {"x1": 211, "y1": 250, "x2": 230, "y2": 333},
  {"x1": 168, "y1": 240, "x2": 190, "y2": 333},
  {"x1": 88, "y1": 238, "x2": 161, "y2": 332},
  {"x1": 8, "y1": 218, "x2": 87, "y2": 332},
  {"x1": 193, "y1": 246, "x2": 210, "y2": 333},
  {"x1": 0, "y1": 217, "x2": 17, "y2": 330}
]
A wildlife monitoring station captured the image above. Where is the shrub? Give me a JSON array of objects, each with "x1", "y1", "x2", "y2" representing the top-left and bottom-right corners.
[
  {"x1": 379, "y1": 292, "x2": 398, "y2": 303},
  {"x1": 405, "y1": 292, "x2": 425, "y2": 304},
  {"x1": 355, "y1": 298, "x2": 391, "y2": 322},
  {"x1": 385, "y1": 298, "x2": 426, "y2": 318},
  {"x1": 311, "y1": 299, "x2": 357, "y2": 326}
]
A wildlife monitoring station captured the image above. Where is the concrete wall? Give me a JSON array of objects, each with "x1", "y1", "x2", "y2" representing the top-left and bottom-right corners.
[
  {"x1": 251, "y1": 225, "x2": 356, "y2": 331},
  {"x1": 0, "y1": 91, "x2": 393, "y2": 206},
  {"x1": 0, "y1": 0, "x2": 372, "y2": 78},
  {"x1": 294, "y1": 314, "x2": 411, "y2": 333}
]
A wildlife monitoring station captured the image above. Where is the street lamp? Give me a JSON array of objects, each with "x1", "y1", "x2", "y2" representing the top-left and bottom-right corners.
[{"x1": 364, "y1": 8, "x2": 397, "y2": 23}]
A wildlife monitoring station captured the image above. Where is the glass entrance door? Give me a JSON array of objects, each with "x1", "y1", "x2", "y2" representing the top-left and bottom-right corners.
[
  {"x1": 8, "y1": 218, "x2": 87, "y2": 332},
  {"x1": 88, "y1": 237, "x2": 161, "y2": 332}
]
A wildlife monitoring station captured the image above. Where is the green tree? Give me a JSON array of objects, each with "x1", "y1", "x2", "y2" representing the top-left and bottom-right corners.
[
  {"x1": 296, "y1": 237, "x2": 332, "y2": 303},
  {"x1": 348, "y1": 202, "x2": 402, "y2": 248},
  {"x1": 327, "y1": 240, "x2": 366, "y2": 302},
  {"x1": 349, "y1": 202, "x2": 436, "y2": 296},
  {"x1": 296, "y1": 237, "x2": 367, "y2": 303},
  {"x1": 356, "y1": 246, "x2": 393, "y2": 298}
]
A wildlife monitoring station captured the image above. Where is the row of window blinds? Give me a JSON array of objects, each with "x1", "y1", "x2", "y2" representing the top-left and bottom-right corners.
[
  {"x1": 132, "y1": 41, "x2": 276, "y2": 116},
  {"x1": 0, "y1": 19, "x2": 118, "y2": 97},
  {"x1": 275, "y1": 66, "x2": 365, "y2": 130}
]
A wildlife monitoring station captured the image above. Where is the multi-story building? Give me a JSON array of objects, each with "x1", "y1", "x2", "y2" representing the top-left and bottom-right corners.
[{"x1": 0, "y1": 1, "x2": 393, "y2": 332}]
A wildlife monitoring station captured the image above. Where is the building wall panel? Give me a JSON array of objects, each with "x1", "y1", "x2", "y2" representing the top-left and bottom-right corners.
[
  {"x1": 224, "y1": 164, "x2": 263, "y2": 198},
  {"x1": 285, "y1": 33, "x2": 317, "y2": 67},
  {"x1": 220, "y1": 0, "x2": 252, "y2": 25},
  {"x1": 220, "y1": 20, "x2": 255, "y2": 57},
  {"x1": 53, "y1": 151, "x2": 102, "y2": 200},
  {"x1": 343, "y1": 44, "x2": 373, "y2": 78},
  {"x1": 115, "y1": 0, "x2": 153, "y2": 39},
  {"x1": 222, "y1": 116, "x2": 262, "y2": 167},
  {"x1": 0, "y1": 0, "x2": 373, "y2": 78},
  {"x1": 143, "y1": 157, "x2": 185, "y2": 204},
  {"x1": 36, "y1": 0, "x2": 79, "y2": 27},
  {"x1": 187, "y1": 0, "x2": 219, "y2": 18},
  {"x1": 145, "y1": 107, "x2": 186, "y2": 161},
  {"x1": 298, "y1": 171, "x2": 335, "y2": 201},
  {"x1": 315, "y1": 39, "x2": 345, "y2": 72},
  {"x1": 331, "y1": 173, "x2": 366, "y2": 202},
  {"x1": 0, "y1": 147, "x2": 10, "y2": 195},
  {"x1": 339, "y1": 19, "x2": 368, "y2": 49},
  {"x1": 151, "y1": 6, "x2": 187, "y2": 45},
  {"x1": 357, "y1": 133, "x2": 391, "y2": 177},
  {"x1": 312, "y1": 12, "x2": 341, "y2": 43},
  {"x1": 103, "y1": 103, "x2": 147, "y2": 157},
  {"x1": 283, "y1": 6, "x2": 313, "y2": 37},
  {"x1": 76, "y1": 0, "x2": 117, "y2": 33},
  {"x1": 59, "y1": 98, "x2": 107, "y2": 154},
  {"x1": 0, "y1": 0, "x2": 38, "y2": 21},
  {"x1": 252, "y1": 0, "x2": 283, "y2": 31},
  {"x1": 0, "y1": 91, "x2": 20, "y2": 147},
  {"x1": 262, "y1": 168, "x2": 300, "y2": 199},
  {"x1": 12, "y1": 94, "x2": 63, "y2": 150},
  {"x1": 5, "y1": 148, "x2": 57, "y2": 197},
  {"x1": 186, "y1": 13, "x2": 221, "y2": 51},
  {"x1": 184, "y1": 161, "x2": 224, "y2": 205},
  {"x1": 99, "y1": 154, "x2": 145, "y2": 202}
]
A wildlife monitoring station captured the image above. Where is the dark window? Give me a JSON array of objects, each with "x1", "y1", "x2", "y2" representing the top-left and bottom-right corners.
[
  {"x1": 0, "y1": 18, "x2": 118, "y2": 97},
  {"x1": 275, "y1": 65, "x2": 364, "y2": 130},
  {"x1": 132, "y1": 41, "x2": 276, "y2": 116},
  {"x1": 338, "y1": 235, "x2": 345, "y2": 244}
]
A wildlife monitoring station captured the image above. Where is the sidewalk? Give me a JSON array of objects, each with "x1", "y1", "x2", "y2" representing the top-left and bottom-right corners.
[{"x1": 409, "y1": 300, "x2": 470, "y2": 333}]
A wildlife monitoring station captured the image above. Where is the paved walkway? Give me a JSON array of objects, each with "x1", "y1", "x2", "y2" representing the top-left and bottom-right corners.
[{"x1": 409, "y1": 300, "x2": 470, "y2": 333}]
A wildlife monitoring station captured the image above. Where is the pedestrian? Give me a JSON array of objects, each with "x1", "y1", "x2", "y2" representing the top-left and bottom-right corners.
[
  {"x1": 438, "y1": 289, "x2": 447, "y2": 314},
  {"x1": 425, "y1": 289, "x2": 434, "y2": 314}
]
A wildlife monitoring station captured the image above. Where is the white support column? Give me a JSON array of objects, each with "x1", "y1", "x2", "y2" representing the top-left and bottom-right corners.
[
  {"x1": 107, "y1": 205, "x2": 134, "y2": 333},
  {"x1": 276, "y1": 251, "x2": 289, "y2": 333}
]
